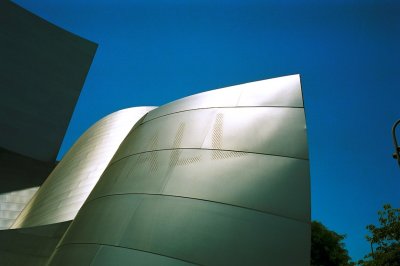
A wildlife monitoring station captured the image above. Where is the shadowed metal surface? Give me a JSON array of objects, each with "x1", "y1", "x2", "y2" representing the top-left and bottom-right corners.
[
  {"x1": 48, "y1": 75, "x2": 310, "y2": 265},
  {"x1": 0, "y1": 221, "x2": 70, "y2": 266},
  {"x1": 0, "y1": 1, "x2": 97, "y2": 162},
  {"x1": 0, "y1": 148, "x2": 56, "y2": 194},
  {"x1": 11, "y1": 107, "x2": 155, "y2": 228},
  {"x1": 49, "y1": 244, "x2": 195, "y2": 266}
]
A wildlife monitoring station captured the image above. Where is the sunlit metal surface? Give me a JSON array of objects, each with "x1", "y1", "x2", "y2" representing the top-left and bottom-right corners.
[
  {"x1": 56, "y1": 195, "x2": 309, "y2": 265},
  {"x1": 48, "y1": 74, "x2": 310, "y2": 265},
  {"x1": 114, "y1": 107, "x2": 307, "y2": 161},
  {"x1": 11, "y1": 107, "x2": 155, "y2": 228},
  {"x1": 144, "y1": 74, "x2": 303, "y2": 122},
  {"x1": 92, "y1": 150, "x2": 309, "y2": 222},
  {"x1": 0, "y1": 187, "x2": 39, "y2": 229}
]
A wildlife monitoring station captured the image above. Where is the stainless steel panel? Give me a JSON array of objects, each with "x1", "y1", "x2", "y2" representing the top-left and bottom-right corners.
[
  {"x1": 47, "y1": 75, "x2": 310, "y2": 265},
  {"x1": 0, "y1": 1, "x2": 97, "y2": 162},
  {"x1": 47, "y1": 243, "x2": 101, "y2": 266},
  {"x1": 56, "y1": 194, "x2": 309, "y2": 266},
  {"x1": 144, "y1": 74, "x2": 302, "y2": 122},
  {"x1": 12, "y1": 107, "x2": 155, "y2": 228},
  {"x1": 91, "y1": 245, "x2": 195, "y2": 266},
  {"x1": 0, "y1": 221, "x2": 70, "y2": 266},
  {"x1": 114, "y1": 107, "x2": 307, "y2": 162},
  {"x1": 49, "y1": 244, "x2": 195, "y2": 266},
  {"x1": 0, "y1": 187, "x2": 38, "y2": 229},
  {"x1": 91, "y1": 150, "x2": 309, "y2": 221},
  {"x1": 0, "y1": 147, "x2": 56, "y2": 199}
]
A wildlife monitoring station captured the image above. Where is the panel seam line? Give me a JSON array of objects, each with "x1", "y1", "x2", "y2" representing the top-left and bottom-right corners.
[
  {"x1": 140, "y1": 105, "x2": 304, "y2": 126},
  {"x1": 56, "y1": 242, "x2": 202, "y2": 265},
  {"x1": 109, "y1": 148, "x2": 308, "y2": 167},
  {"x1": 85, "y1": 192, "x2": 310, "y2": 224}
]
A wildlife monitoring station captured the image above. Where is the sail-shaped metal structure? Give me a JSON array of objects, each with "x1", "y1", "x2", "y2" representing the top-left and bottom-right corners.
[
  {"x1": 47, "y1": 74, "x2": 310, "y2": 265},
  {"x1": 0, "y1": 4, "x2": 310, "y2": 262},
  {"x1": 12, "y1": 107, "x2": 155, "y2": 228},
  {"x1": 0, "y1": 0, "x2": 97, "y2": 230}
]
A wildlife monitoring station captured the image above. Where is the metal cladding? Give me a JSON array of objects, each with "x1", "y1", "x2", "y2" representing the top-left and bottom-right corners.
[
  {"x1": 0, "y1": 3, "x2": 310, "y2": 265},
  {"x1": 0, "y1": 1, "x2": 96, "y2": 231},
  {"x1": 0, "y1": 187, "x2": 39, "y2": 230},
  {"x1": 0, "y1": 1, "x2": 97, "y2": 162},
  {"x1": 11, "y1": 107, "x2": 155, "y2": 228},
  {"x1": 48, "y1": 74, "x2": 310, "y2": 265},
  {"x1": 0, "y1": 221, "x2": 70, "y2": 265}
]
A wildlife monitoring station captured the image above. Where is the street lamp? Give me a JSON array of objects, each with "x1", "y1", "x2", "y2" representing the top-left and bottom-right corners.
[{"x1": 392, "y1": 119, "x2": 400, "y2": 166}]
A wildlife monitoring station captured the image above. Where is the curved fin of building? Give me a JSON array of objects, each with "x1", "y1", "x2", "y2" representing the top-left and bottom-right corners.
[
  {"x1": 48, "y1": 74, "x2": 310, "y2": 266},
  {"x1": 11, "y1": 107, "x2": 156, "y2": 228}
]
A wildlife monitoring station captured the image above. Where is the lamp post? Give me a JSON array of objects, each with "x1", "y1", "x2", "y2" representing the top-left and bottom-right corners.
[
  {"x1": 392, "y1": 119, "x2": 400, "y2": 166},
  {"x1": 370, "y1": 241, "x2": 374, "y2": 259}
]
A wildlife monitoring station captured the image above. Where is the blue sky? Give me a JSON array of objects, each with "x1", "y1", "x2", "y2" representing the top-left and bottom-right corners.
[{"x1": 15, "y1": 0, "x2": 400, "y2": 261}]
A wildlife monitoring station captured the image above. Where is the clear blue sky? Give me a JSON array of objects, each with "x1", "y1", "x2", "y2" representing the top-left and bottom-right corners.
[{"x1": 15, "y1": 0, "x2": 400, "y2": 261}]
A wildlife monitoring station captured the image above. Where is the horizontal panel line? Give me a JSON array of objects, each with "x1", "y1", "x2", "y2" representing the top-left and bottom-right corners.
[
  {"x1": 57, "y1": 242, "x2": 201, "y2": 266},
  {"x1": 110, "y1": 148, "x2": 308, "y2": 167},
  {"x1": 142, "y1": 105, "x2": 304, "y2": 125},
  {"x1": 86, "y1": 192, "x2": 309, "y2": 224}
]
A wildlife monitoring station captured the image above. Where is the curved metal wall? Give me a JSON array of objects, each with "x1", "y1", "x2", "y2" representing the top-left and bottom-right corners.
[
  {"x1": 0, "y1": 221, "x2": 70, "y2": 266},
  {"x1": 11, "y1": 107, "x2": 155, "y2": 228},
  {"x1": 0, "y1": 187, "x2": 38, "y2": 229},
  {"x1": 48, "y1": 75, "x2": 310, "y2": 265},
  {"x1": 0, "y1": 1, "x2": 96, "y2": 224}
]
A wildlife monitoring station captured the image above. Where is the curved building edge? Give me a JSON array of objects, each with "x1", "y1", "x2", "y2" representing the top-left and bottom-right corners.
[
  {"x1": 48, "y1": 74, "x2": 310, "y2": 265},
  {"x1": 11, "y1": 107, "x2": 156, "y2": 229},
  {"x1": 0, "y1": 1, "x2": 98, "y2": 230}
]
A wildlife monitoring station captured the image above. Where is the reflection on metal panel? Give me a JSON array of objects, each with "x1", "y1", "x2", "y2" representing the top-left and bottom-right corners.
[
  {"x1": 91, "y1": 150, "x2": 309, "y2": 221},
  {"x1": 144, "y1": 74, "x2": 302, "y2": 122},
  {"x1": 114, "y1": 107, "x2": 308, "y2": 161},
  {"x1": 11, "y1": 107, "x2": 155, "y2": 228},
  {"x1": 48, "y1": 75, "x2": 310, "y2": 265},
  {"x1": 0, "y1": 187, "x2": 39, "y2": 229},
  {"x1": 57, "y1": 195, "x2": 309, "y2": 265}
]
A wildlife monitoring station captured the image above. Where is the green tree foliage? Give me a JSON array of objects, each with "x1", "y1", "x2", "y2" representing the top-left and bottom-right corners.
[
  {"x1": 311, "y1": 221, "x2": 353, "y2": 266},
  {"x1": 358, "y1": 204, "x2": 400, "y2": 266}
]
